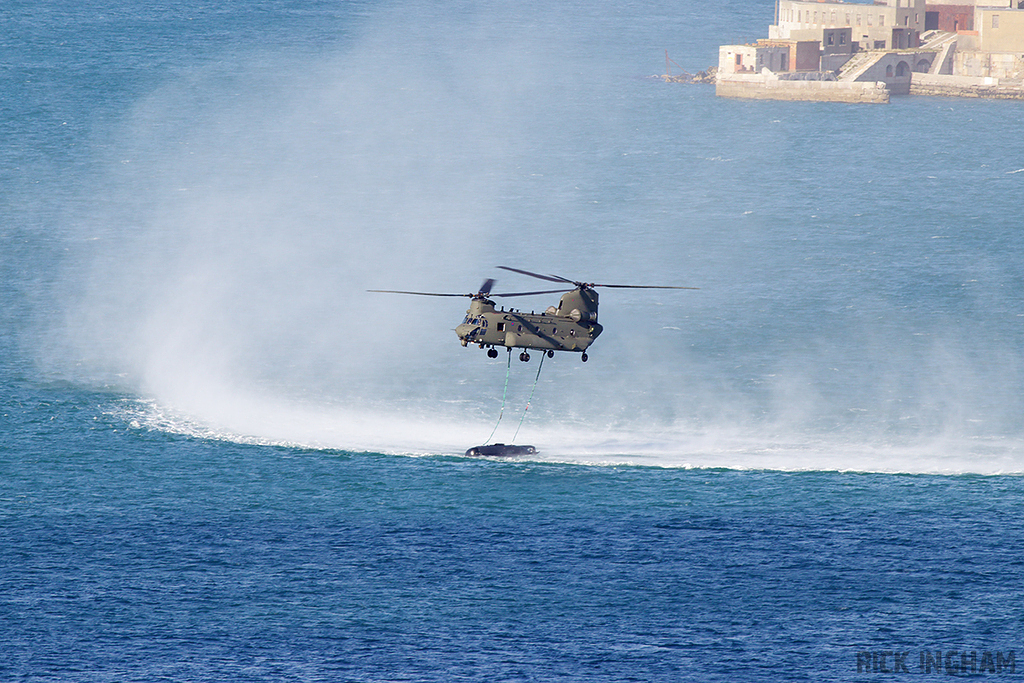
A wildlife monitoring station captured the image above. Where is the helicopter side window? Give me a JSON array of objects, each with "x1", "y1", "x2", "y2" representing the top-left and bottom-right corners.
[{"x1": 497, "y1": 323, "x2": 505, "y2": 332}]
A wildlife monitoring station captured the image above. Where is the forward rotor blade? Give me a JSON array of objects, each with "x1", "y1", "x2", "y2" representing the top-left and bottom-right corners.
[
  {"x1": 592, "y1": 284, "x2": 700, "y2": 290},
  {"x1": 497, "y1": 266, "x2": 574, "y2": 285},
  {"x1": 479, "y1": 278, "x2": 496, "y2": 296},
  {"x1": 367, "y1": 289, "x2": 472, "y2": 297},
  {"x1": 491, "y1": 288, "x2": 573, "y2": 298}
]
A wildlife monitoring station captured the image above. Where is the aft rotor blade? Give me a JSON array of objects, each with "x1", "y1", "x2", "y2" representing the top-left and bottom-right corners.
[
  {"x1": 592, "y1": 284, "x2": 700, "y2": 290},
  {"x1": 497, "y1": 266, "x2": 574, "y2": 285},
  {"x1": 491, "y1": 288, "x2": 572, "y2": 298},
  {"x1": 368, "y1": 289, "x2": 473, "y2": 297}
]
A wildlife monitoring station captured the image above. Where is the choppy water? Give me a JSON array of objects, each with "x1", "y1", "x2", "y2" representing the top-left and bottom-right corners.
[{"x1": 4, "y1": 0, "x2": 1024, "y2": 680}]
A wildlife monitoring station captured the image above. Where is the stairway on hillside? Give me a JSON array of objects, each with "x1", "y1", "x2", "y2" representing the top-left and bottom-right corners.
[
  {"x1": 837, "y1": 51, "x2": 887, "y2": 81},
  {"x1": 929, "y1": 38, "x2": 957, "y2": 74},
  {"x1": 920, "y1": 30, "x2": 957, "y2": 50}
]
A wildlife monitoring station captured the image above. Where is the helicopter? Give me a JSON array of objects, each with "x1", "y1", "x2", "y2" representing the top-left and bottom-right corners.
[{"x1": 370, "y1": 266, "x2": 696, "y2": 362}]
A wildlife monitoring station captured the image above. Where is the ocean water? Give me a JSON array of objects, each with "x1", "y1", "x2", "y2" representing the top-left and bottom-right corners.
[{"x1": 4, "y1": 0, "x2": 1024, "y2": 680}]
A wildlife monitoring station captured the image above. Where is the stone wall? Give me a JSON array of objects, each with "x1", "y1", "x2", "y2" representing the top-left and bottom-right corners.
[
  {"x1": 716, "y1": 74, "x2": 890, "y2": 103},
  {"x1": 910, "y1": 72, "x2": 1024, "y2": 98},
  {"x1": 955, "y1": 50, "x2": 1024, "y2": 79}
]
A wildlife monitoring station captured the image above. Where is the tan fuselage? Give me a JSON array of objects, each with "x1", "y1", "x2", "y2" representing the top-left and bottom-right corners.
[{"x1": 455, "y1": 295, "x2": 603, "y2": 353}]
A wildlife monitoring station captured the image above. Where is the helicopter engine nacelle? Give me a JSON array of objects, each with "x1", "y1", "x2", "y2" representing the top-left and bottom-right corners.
[
  {"x1": 558, "y1": 288, "x2": 599, "y2": 324},
  {"x1": 569, "y1": 308, "x2": 592, "y2": 323}
]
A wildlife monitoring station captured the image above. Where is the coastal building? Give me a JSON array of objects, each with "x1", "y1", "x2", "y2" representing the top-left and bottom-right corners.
[
  {"x1": 931, "y1": 1, "x2": 1024, "y2": 81},
  {"x1": 718, "y1": 41, "x2": 820, "y2": 74},
  {"x1": 769, "y1": 0, "x2": 926, "y2": 51},
  {"x1": 714, "y1": 0, "x2": 1024, "y2": 102},
  {"x1": 927, "y1": 0, "x2": 1024, "y2": 33},
  {"x1": 973, "y1": 6, "x2": 1024, "y2": 50},
  {"x1": 926, "y1": 3, "x2": 976, "y2": 31}
]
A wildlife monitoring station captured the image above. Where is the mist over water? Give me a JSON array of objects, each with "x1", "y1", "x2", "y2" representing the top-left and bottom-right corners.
[{"x1": 35, "y1": 0, "x2": 1024, "y2": 472}]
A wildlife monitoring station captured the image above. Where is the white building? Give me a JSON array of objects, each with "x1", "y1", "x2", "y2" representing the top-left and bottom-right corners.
[{"x1": 770, "y1": 0, "x2": 927, "y2": 50}]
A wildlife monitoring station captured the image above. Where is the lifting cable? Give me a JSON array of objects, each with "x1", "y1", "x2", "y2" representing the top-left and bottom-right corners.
[
  {"x1": 484, "y1": 347, "x2": 513, "y2": 445},
  {"x1": 511, "y1": 352, "x2": 544, "y2": 444}
]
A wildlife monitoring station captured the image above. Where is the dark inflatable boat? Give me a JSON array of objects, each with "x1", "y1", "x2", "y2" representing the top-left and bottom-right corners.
[{"x1": 464, "y1": 443, "x2": 537, "y2": 457}]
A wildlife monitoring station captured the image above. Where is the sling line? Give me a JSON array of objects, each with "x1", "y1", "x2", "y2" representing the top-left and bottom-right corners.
[
  {"x1": 511, "y1": 352, "x2": 544, "y2": 444},
  {"x1": 484, "y1": 347, "x2": 512, "y2": 445}
]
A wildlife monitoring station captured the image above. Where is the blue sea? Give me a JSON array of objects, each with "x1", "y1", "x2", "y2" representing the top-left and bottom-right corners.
[{"x1": 4, "y1": 1, "x2": 1024, "y2": 680}]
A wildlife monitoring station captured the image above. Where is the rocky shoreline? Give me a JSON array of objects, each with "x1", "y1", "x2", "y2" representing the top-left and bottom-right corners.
[{"x1": 660, "y1": 66, "x2": 717, "y2": 84}]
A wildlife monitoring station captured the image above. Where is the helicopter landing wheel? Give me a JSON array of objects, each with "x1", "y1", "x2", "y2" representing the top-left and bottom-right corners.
[
  {"x1": 487, "y1": 348, "x2": 498, "y2": 358},
  {"x1": 581, "y1": 353, "x2": 588, "y2": 362},
  {"x1": 547, "y1": 350, "x2": 554, "y2": 358},
  {"x1": 519, "y1": 352, "x2": 530, "y2": 362}
]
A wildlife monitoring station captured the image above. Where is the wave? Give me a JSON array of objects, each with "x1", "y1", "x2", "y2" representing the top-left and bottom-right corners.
[{"x1": 110, "y1": 395, "x2": 1024, "y2": 476}]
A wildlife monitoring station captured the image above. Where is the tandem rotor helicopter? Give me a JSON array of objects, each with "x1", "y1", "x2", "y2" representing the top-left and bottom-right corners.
[{"x1": 370, "y1": 266, "x2": 697, "y2": 363}]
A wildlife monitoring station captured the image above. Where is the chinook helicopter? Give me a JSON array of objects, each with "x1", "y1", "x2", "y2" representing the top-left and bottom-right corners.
[{"x1": 370, "y1": 266, "x2": 696, "y2": 362}]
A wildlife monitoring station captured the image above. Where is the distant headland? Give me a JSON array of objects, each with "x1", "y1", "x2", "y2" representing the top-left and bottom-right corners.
[{"x1": 713, "y1": 0, "x2": 1024, "y2": 103}]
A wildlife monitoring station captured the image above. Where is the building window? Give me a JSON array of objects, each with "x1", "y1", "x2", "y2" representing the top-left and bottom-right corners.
[
  {"x1": 839, "y1": 33, "x2": 847, "y2": 45},
  {"x1": 846, "y1": 13, "x2": 851, "y2": 25},
  {"x1": 867, "y1": 14, "x2": 873, "y2": 26},
  {"x1": 880, "y1": 15, "x2": 885, "y2": 26},
  {"x1": 827, "y1": 33, "x2": 835, "y2": 46},
  {"x1": 857, "y1": 14, "x2": 861, "y2": 26},
  {"x1": 993, "y1": 14, "x2": 1000, "y2": 28},
  {"x1": 736, "y1": 53, "x2": 742, "y2": 66},
  {"x1": 904, "y1": 15, "x2": 909, "y2": 26}
]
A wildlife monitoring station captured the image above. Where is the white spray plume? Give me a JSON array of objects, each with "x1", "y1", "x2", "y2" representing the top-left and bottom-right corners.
[{"x1": 45, "y1": 1, "x2": 1024, "y2": 474}]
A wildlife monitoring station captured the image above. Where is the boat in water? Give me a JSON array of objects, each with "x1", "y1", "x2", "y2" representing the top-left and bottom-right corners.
[{"x1": 464, "y1": 443, "x2": 537, "y2": 457}]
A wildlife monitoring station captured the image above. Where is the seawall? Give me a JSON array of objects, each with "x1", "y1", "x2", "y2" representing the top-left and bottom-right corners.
[
  {"x1": 716, "y1": 74, "x2": 890, "y2": 104},
  {"x1": 910, "y1": 72, "x2": 1024, "y2": 99}
]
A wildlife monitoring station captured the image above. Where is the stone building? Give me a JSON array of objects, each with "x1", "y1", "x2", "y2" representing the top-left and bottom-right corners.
[
  {"x1": 951, "y1": 5, "x2": 1024, "y2": 79},
  {"x1": 973, "y1": 6, "x2": 1024, "y2": 50},
  {"x1": 926, "y1": 3, "x2": 976, "y2": 31},
  {"x1": 714, "y1": 0, "x2": 1024, "y2": 101},
  {"x1": 717, "y1": 41, "x2": 820, "y2": 74},
  {"x1": 769, "y1": 0, "x2": 927, "y2": 51}
]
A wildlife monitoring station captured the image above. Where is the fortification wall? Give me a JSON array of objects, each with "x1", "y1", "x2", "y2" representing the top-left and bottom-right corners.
[
  {"x1": 716, "y1": 74, "x2": 890, "y2": 103},
  {"x1": 910, "y1": 72, "x2": 1024, "y2": 98},
  {"x1": 954, "y1": 50, "x2": 1024, "y2": 80}
]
